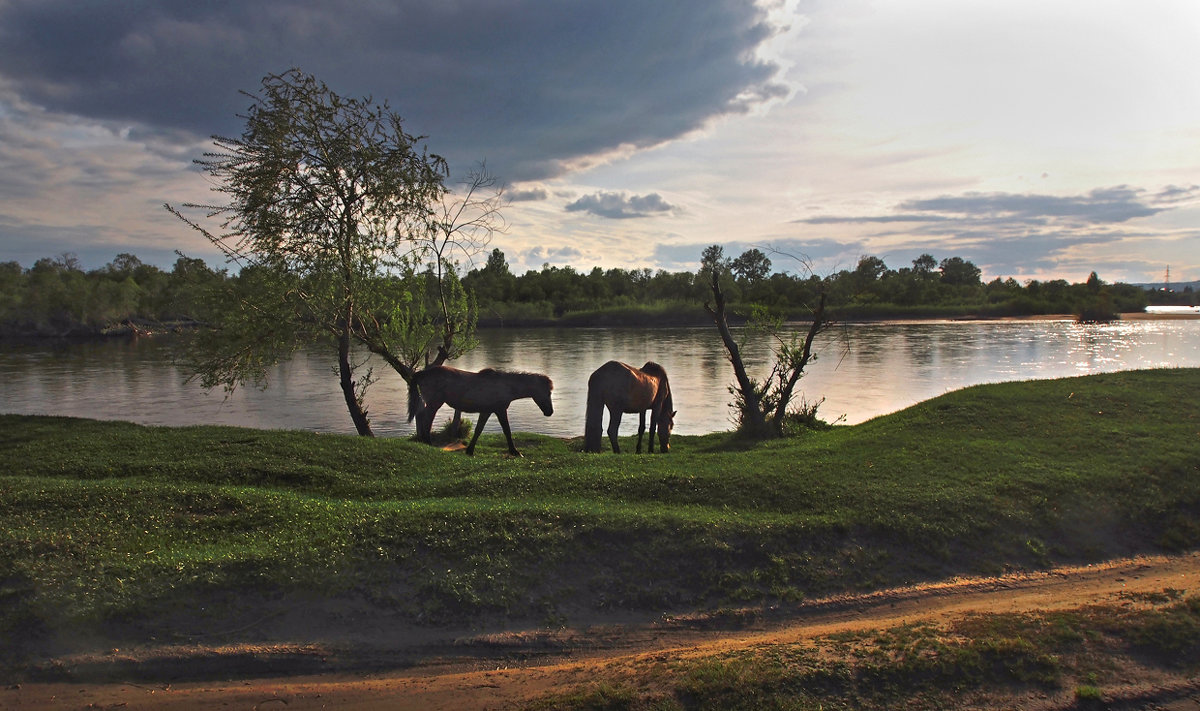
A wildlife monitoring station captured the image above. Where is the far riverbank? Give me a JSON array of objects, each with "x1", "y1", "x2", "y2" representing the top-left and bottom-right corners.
[
  {"x1": 477, "y1": 309, "x2": 1200, "y2": 329},
  {"x1": 4, "y1": 307, "x2": 1196, "y2": 342}
]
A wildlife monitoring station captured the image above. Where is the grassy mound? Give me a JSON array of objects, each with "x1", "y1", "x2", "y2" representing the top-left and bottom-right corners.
[{"x1": 2, "y1": 369, "x2": 1198, "y2": 668}]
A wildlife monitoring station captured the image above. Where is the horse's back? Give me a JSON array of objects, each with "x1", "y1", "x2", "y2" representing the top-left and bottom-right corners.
[
  {"x1": 418, "y1": 364, "x2": 470, "y2": 383},
  {"x1": 590, "y1": 360, "x2": 664, "y2": 411},
  {"x1": 639, "y1": 361, "x2": 669, "y2": 383},
  {"x1": 589, "y1": 360, "x2": 641, "y2": 390}
]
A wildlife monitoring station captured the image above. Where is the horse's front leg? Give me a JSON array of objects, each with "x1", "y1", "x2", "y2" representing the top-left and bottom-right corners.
[
  {"x1": 647, "y1": 408, "x2": 657, "y2": 453},
  {"x1": 495, "y1": 409, "x2": 521, "y2": 457},
  {"x1": 465, "y1": 411, "x2": 490, "y2": 456},
  {"x1": 607, "y1": 409, "x2": 623, "y2": 454},
  {"x1": 636, "y1": 410, "x2": 646, "y2": 453}
]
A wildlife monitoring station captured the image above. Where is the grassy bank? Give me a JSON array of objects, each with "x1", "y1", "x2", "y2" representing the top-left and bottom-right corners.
[
  {"x1": 2, "y1": 369, "x2": 1198, "y2": 671},
  {"x1": 528, "y1": 594, "x2": 1200, "y2": 710}
]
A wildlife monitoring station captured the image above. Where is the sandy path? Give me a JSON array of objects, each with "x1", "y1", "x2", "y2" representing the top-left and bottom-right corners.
[{"x1": 7, "y1": 552, "x2": 1200, "y2": 710}]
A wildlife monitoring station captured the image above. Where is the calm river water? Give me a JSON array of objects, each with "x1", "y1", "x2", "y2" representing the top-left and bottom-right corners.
[{"x1": 2, "y1": 318, "x2": 1198, "y2": 438}]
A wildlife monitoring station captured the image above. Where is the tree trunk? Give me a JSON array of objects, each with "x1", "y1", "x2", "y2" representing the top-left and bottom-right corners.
[
  {"x1": 704, "y1": 269, "x2": 768, "y2": 435},
  {"x1": 338, "y1": 309, "x2": 374, "y2": 437},
  {"x1": 769, "y1": 291, "x2": 827, "y2": 432}
]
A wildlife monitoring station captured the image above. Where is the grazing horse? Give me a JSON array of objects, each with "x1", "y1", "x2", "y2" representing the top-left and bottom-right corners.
[
  {"x1": 408, "y1": 366, "x2": 553, "y2": 456},
  {"x1": 583, "y1": 361, "x2": 675, "y2": 454}
]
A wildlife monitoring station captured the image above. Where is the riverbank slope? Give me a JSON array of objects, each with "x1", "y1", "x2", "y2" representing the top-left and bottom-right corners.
[{"x1": 2, "y1": 369, "x2": 1198, "y2": 706}]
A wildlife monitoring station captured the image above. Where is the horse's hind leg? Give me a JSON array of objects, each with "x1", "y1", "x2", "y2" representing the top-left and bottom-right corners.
[
  {"x1": 495, "y1": 409, "x2": 521, "y2": 457},
  {"x1": 636, "y1": 411, "x2": 646, "y2": 453},
  {"x1": 416, "y1": 402, "x2": 441, "y2": 444},
  {"x1": 607, "y1": 409, "x2": 623, "y2": 454},
  {"x1": 465, "y1": 411, "x2": 490, "y2": 456}
]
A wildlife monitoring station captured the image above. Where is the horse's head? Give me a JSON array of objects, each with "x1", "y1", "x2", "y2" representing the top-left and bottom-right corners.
[
  {"x1": 534, "y1": 377, "x2": 554, "y2": 416},
  {"x1": 657, "y1": 408, "x2": 676, "y2": 452}
]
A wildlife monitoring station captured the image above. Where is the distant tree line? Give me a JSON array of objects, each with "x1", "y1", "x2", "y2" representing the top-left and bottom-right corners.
[
  {"x1": 0, "y1": 247, "x2": 1154, "y2": 338},
  {"x1": 0, "y1": 252, "x2": 226, "y2": 338},
  {"x1": 1147, "y1": 283, "x2": 1198, "y2": 307},
  {"x1": 460, "y1": 248, "x2": 1149, "y2": 325}
]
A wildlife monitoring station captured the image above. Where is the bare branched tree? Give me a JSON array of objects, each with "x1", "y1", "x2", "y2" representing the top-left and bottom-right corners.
[{"x1": 702, "y1": 245, "x2": 834, "y2": 438}]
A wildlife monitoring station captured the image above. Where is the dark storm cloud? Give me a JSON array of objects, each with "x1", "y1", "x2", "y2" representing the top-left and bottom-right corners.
[
  {"x1": 898, "y1": 186, "x2": 1169, "y2": 224},
  {"x1": 507, "y1": 187, "x2": 550, "y2": 203},
  {"x1": 565, "y1": 191, "x2": 675, "y2": 219},
  {"x1": 0, "y1": 0, "x2": 787, "y2": 181}
]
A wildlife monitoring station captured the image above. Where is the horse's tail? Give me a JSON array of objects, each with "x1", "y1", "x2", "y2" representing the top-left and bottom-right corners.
[
  {"x1": 583, "y1": 374, "x2": 605, "y2": 453},
  {"x1": 407, "y1": 370, "x2": 426, "y2": 423}
]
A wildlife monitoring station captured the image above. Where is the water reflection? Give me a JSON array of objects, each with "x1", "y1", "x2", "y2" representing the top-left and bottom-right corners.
[{"x1": 2, "y1": 319, "x2": 1198, "y2": 438}]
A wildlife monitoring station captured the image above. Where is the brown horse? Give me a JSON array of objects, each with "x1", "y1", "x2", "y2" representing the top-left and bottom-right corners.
[
  {"x1": 408, "y1": 366, "x2": 553, "y2": 456},
  {"x1": 583, "y1": 361, "x2": 675, "y2": 454}
]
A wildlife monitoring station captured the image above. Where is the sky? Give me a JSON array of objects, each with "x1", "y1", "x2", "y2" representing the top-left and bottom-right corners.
[{"x1": 0, "y1": 0, "x2": 1197, "y2": 284}]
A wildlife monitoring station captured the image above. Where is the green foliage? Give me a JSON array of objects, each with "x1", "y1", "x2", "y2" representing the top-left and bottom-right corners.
[
  {"x1": 731, "y1": 248, "x2": 772, "y2": 283},
  {"x1": 180, "y1": 264, "x2": 307, "y2": 392},
  {"x1": 0, "y1": 253, "x2": 226, "y2": 338}
]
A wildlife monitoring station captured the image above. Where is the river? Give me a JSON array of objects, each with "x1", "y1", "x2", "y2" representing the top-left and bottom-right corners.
[{"x1": 2, "y1": 317, "x2": 1198, "y2": 438}]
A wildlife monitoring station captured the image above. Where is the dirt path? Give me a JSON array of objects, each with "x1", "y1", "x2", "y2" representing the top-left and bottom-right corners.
[{"x1": 7, "y1": 552, "x2": 1200, "y2": 710}]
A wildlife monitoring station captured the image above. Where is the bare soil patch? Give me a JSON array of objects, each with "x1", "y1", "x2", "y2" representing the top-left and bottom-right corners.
[{"x1": 7, "y1": 552, "x2": 1200, "y2": 710}]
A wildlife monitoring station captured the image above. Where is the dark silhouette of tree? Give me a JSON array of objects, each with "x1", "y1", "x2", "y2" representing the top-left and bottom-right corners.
[
  {"x1": 731, "y1": 248, "x2": 772, "y2": 283},
  {"x1": 939, "y1": 257, "x2": 982, "y2": 286},
  {"x1": 912, "y1": 253, "x2": 937, "y2": 276}
]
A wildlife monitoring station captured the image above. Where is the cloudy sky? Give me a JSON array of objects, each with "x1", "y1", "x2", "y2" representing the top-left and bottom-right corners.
[{"x1": 1, "y1": 0, "x2": 1197, "y2": 284}]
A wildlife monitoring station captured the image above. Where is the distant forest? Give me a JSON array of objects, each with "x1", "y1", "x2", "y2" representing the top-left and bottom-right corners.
[{"x1": 0, "y1": 249, "x2": 1191, "y2": 338}]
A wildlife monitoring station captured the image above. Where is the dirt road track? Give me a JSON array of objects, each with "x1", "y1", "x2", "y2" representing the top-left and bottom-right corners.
[{"x1": 7, "y1": 552, "x2": 1200, "y2": 710}]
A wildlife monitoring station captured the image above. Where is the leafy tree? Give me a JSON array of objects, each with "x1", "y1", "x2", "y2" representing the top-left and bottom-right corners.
[
  {"x1": 912, "y1": 253, "x2": 937, "y2": 276},
  {"x1": 0, "y1": 261, "x2": 25, "y2": 326},
  {"x1": 167, "y1": 69, "x2": 492, "y2": 436},
  {"x1": 24, "y1": 256, "x2": 87, "y2": 332},
  {"x1": 938, "y1": 257, "x2": 982, "y2": 287},
  {"x1": 854, "y1": 255, "x2": 888, "y2": 282},
  {"x1": 464, "y1": 248, "x2": 518, "y2": 307},
  {"x1": 161, "y1": 255, "x2": 224, "y2": 322},
  {"x1": 731, "y1": 248, "x2": 772, "y2": 283},
  {"x1": 849, "y1": 255, "x2": 891, "y2": 304}
]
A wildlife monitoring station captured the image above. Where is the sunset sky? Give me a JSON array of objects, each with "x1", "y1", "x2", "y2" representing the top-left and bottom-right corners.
[{"x1": 1, "y1": 0, "x2": 1197, "y2": 284}]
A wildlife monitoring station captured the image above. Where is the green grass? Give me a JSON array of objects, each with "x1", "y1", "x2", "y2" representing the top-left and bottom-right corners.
[
  {"x1": 1, "y1": 369, "x2": 1198, "y2": 668},
  {"x1": 525, "y1": 596, "x2": 1200, "y2": 710}
]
